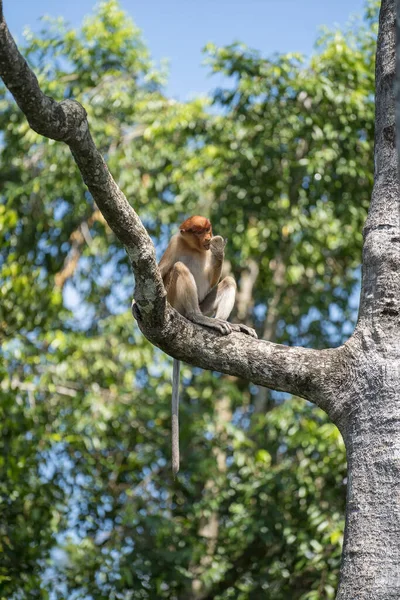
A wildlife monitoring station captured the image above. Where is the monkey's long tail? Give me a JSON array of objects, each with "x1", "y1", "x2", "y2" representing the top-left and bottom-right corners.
[{"x1": 172, "y1": 358, "x2": 180, "y2": 477}]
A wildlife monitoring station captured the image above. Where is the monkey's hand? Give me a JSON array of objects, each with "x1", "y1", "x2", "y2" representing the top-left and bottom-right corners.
[
  {"x1": 230, "y1": 323, "x2": 258, "y2": 338},
  {"x1": 209, "y1": 235, "x2": 227, "y2": 261}
]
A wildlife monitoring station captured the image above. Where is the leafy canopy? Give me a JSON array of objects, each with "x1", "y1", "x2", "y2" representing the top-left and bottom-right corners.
[{"x1": 0, "y1": 1, "x2": 378, "y2": 598}]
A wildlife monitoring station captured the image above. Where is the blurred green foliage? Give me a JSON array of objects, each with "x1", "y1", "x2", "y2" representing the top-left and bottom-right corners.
[{"x1": 0, "y1": 1, "x2": 378, "y2": 598}]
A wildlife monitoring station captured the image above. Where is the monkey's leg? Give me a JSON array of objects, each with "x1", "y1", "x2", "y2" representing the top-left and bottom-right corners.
[
  {"x1": 200, "y1": 276, "x2": 236, "y2": 319},
  {"x1": 200, "y1": 277, "x2": 258, "y2": 338},
  {"x1": 169, "y1": 262, "x2": 233, "y2": 335}
]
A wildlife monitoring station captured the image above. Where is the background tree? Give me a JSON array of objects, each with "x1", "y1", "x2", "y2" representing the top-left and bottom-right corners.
[{"x1": 0, "y1": 1, "x2": 387, "y2": 599}]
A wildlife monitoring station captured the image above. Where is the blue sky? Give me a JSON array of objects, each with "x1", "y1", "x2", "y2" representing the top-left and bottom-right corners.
[{"x1": 5, "y1": 0, "x2": 366, "y2": 99}]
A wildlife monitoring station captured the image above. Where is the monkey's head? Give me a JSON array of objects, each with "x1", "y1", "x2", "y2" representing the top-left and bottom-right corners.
[{"x1": 179, "y1": 216, "x2": 213, "y2": 251}]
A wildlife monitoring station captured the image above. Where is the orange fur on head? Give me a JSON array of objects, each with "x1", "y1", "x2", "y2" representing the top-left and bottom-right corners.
[{"x1": 179, "y1": 215, "x2": 212, "y2": 234}]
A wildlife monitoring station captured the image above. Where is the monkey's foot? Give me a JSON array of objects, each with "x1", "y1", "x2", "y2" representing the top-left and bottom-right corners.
[{"x1": 230, "y1": 323, "x2": 258, "y2": 338}]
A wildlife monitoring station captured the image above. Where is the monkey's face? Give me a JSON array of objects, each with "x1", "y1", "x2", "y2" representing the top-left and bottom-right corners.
[
  {"x1": 179, "y1": 216, "x2": 213, "y2": 251},
  {"x1": 182, "y1": 228, "x2": 212, "y2": 251},
  {"x1": 198, "y1": 227, "x2": 213, "y2": 250}
]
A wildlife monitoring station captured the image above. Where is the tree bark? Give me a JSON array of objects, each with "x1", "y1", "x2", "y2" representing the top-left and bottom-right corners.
[
  {"x1": 1, "y1": 0, "x2": 400, "y2": 597},
  {"x1": 335, "y1": 1, "x2": 400, "y2": 598}
]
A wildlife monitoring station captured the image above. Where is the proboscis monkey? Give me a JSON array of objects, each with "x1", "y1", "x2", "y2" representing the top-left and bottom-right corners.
[{"x1": 158, "y1": 216, "x2": 257, "y2": 476}]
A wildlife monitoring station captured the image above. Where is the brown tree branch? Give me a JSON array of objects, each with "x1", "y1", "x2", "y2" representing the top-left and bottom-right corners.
[{"x1": 0, "y1": 0, "x2": 346, "y2": 419}]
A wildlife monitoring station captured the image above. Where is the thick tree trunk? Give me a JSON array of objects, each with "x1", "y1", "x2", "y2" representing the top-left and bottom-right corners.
[
  {"x1": 338, "y1": 371, "x2": 400, "y2": 598},
  {"x1": 336, "y1": 1, "x2": 400, "y2": 597}
]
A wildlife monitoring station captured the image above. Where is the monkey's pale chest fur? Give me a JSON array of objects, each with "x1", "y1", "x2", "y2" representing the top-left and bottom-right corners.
[{"x1": 177, "y1": 250, "x2": 212, "y2": 302}]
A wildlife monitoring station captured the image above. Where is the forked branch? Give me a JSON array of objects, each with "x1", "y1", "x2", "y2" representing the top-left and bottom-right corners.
[{"x1": 0, "y1": 0, "x2": 346, "y2": 418}]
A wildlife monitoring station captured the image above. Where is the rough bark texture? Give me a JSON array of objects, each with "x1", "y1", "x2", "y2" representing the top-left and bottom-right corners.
[
  {"x1": 1, "y1": 0, "x2": 400, "y2": 597},
  {"x1": 335, "y1": 1, "x2": 400, "y2": 598}
]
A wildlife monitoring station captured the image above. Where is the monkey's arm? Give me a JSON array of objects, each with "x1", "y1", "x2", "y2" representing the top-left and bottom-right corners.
[
  {"x1": 208, "y1": 235, "x2": 226, "y2": 288},
  {"x1": 207, "y1": 236, "x2": 257, "y2": 338}
]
